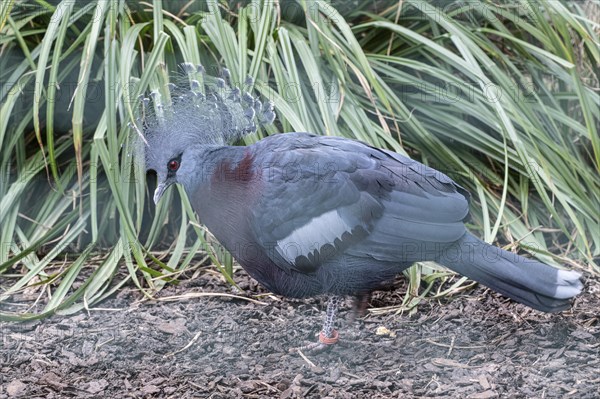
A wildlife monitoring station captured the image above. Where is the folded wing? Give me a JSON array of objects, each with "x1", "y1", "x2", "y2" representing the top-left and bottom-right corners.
[{"x1": 249, "y1": 133, "x2": 470, "y2": 272}]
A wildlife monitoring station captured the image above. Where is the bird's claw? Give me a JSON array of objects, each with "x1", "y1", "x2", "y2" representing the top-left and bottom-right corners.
[
  {"x1": 289, "y1": 329, "x2": 339, "y2": 354},
  {"x1": 289, "y1": 341, "x2": 331, "y2": 354}
]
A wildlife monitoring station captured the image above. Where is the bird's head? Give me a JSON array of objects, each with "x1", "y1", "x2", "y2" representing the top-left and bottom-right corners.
[
  {"x1": 148, "y1": 147, "x2": 182, "y2": 205},
  {"x1": 145, "y1": 137, "x2": 206, "y2": 204},
  {"x1": 134, "y1": 63, "x2": 275, "y2": 205}
]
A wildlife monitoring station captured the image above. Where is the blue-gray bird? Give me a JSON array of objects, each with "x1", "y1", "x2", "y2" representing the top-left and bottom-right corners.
[{"x1": 139, "y1": 65, "x2": 583, "y2": 352}]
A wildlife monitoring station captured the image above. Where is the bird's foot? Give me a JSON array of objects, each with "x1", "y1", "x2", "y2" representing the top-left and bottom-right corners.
[{"x1": 289, "y1": 329, "x2": 339, "y2": 354}]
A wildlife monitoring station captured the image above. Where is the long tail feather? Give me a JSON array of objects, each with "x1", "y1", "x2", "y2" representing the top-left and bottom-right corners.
[{"x1": 438, "y1": 233, "x2": 582, "y2": 312}]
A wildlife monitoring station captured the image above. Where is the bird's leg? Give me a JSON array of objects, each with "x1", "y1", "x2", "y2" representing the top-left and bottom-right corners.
[
  {"x1": 319, "y1": 295, "x2": 342, "y2": 343},
  {"x1": 350, "y1": 292, "x2": 371, "y2": 321},
  {"x1": 338, "y1": 293, "x2": 370, "y2": 341},
  {"x1": 291, "y1": 296, "x2": 343, "y2": 354}
]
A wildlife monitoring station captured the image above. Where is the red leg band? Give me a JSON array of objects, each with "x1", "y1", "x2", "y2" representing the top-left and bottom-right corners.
[{"x1": 318, "y1": 329, "x2": 339, "y2": 345}]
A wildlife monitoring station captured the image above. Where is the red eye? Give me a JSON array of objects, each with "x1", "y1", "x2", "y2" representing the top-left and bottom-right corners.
[{"x1": 168, "y1": 160, "x2": 179, "y2": 171}]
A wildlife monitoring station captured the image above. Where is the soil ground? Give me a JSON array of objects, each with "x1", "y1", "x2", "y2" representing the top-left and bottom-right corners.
[{"x1": 1, "y1": 268, "x2": 599, "y2": 399}]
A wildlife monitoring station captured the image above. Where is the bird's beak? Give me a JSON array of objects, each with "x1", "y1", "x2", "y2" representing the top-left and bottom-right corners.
[{"x1": 153, "y1": 182, "x2": 168, "y2": 205}]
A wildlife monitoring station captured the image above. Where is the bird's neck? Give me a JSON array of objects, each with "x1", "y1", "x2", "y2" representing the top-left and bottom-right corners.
[
  {"x1": 183, "y1": 144, "x2": 258, "y2": 189},
  {"x1": 184, "y1": 144, "x2": 260, "y2": 251}
]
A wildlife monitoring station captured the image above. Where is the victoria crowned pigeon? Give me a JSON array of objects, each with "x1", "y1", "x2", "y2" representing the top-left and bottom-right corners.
[{"x1": 139, "y1": 64, "x2": 583, "y2": 352}]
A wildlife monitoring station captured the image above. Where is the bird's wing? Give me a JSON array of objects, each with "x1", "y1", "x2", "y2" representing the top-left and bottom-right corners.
[{"x1": 249, "y1": 133, "x2": 469, "y2": 273}]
